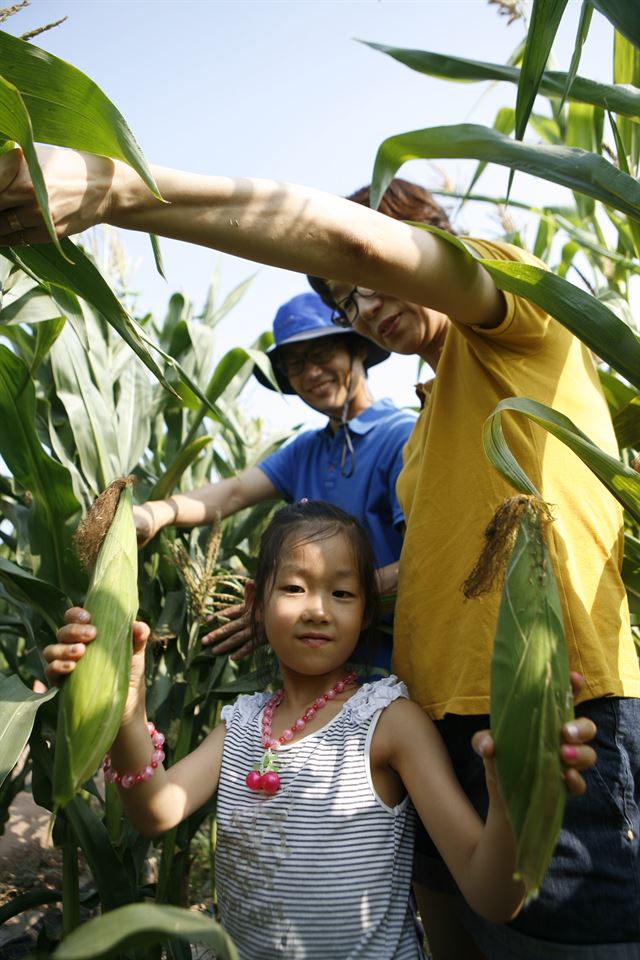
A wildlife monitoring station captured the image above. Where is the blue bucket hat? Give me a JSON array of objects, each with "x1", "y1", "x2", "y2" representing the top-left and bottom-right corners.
[{"x1": 253, "y1": 292, "x2": 389, "y2": 394}]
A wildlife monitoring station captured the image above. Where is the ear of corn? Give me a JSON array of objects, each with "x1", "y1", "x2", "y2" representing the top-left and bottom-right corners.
[
  {"x1": 53, "y1": 480, "x2": 138, "y2": 807},
  {"x1": 489, "y1": 497, "x2": 573, "y2": 900}
]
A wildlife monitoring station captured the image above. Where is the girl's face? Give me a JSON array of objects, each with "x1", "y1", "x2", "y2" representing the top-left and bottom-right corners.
[
  {"x1": 261, "y1": 531, "x2": 366, "y2": 679},
  {"x1": 325, "y1": 281, "x2": 445, "y2": 360}
]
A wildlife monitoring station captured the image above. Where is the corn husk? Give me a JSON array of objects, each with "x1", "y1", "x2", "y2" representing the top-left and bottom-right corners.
[
  {"x1": 465, "y1": 495, "x2": 573, "y2": 899},
  {"x1": 53, "y1": 479, "x2": 138, "y2": 807}
]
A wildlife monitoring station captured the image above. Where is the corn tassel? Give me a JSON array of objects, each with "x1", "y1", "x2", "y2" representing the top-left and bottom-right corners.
[
  {"x1": 53, "y1": 479, "x2": 138, "y2": 807},
  {"x1": 465, "y1": 495, "x2": 573, "y2": 899}
]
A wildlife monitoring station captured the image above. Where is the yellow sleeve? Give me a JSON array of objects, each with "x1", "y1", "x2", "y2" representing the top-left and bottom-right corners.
[{"x1": 461, "y1": 238, "x2": 551, "y2": 353}]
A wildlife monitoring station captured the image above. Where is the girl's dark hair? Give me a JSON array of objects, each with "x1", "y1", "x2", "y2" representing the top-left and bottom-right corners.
[
  {"x1": 250, "y1": 500, "x2": 380, "y2": 685},
  {"x1": 308, "y1": 177, "x2": 455, "y2": 309}
]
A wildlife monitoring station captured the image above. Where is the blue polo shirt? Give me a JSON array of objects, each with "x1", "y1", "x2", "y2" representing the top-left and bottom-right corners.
[{"x1": 258, "y1": 399, "x2": 416, "y2": 568}]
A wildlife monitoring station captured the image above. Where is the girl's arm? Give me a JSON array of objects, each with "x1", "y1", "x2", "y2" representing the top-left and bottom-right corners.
[
  {"x1": 46, "y1": 608, "x2": 226, "y2": 836},
  {"x1": 0, "y1": 148, "x2": 503, "y2": 328},
  {"x1": 376, "y1": 697, "x2": 596, "y2": 923}
]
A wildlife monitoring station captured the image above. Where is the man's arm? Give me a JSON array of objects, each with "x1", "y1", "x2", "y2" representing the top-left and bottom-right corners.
[{"x1": 134, "y1": 467, "x2": 279, "y2": 546}]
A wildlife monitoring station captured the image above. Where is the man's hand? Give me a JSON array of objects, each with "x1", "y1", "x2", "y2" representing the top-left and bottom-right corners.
[{"x1": 201, "y1": 602, "x2": 255, "y2": 661}]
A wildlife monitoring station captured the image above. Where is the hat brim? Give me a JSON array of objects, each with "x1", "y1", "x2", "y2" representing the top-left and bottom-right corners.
[{"x1": 252, "y1": 328, "x2": 390, "y2": 394}]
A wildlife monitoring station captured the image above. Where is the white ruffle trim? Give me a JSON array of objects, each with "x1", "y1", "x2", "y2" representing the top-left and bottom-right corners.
[
  {"x1": 221, "y1": 675, "x2": 408, "y2": 730},
  {"x1": 342, "y1": 675, "x2": 408, "y2": 724},
  {"x1": 221, "y1": 691, "x2": 270, "y2": 728}
]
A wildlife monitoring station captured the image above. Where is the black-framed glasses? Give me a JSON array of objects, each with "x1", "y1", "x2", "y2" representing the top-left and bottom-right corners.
[
  {"x1": 276, "y1": 338, "x2": 341, "y2": 378},
  {"x1": 330, "y1": 286, "x2": 378, "y2": 328}
]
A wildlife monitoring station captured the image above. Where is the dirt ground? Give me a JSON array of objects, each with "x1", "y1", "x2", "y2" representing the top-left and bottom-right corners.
[
  {"x1": 0, "y1": 790, "x2": 216, "y2": 960},
  {"x1": 0, "y1": 788, "x2": 64, "y2": 958}
]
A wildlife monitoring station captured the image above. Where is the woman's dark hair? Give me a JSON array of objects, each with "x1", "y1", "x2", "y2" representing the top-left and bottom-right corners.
[
  {"x1": 348, "y1": 178, "x2": 455, "y2": 233},
  {"x1": 308, "y1": 177, "x2": 455, "y2": 310},
  {"x1": 250, "y1": 500, "x2": 380, "y2": 685}
]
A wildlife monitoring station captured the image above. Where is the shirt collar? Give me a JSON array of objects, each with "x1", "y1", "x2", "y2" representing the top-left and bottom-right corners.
[{"x1": 323, "y1": 399, "x2": 394, "y2": 437}]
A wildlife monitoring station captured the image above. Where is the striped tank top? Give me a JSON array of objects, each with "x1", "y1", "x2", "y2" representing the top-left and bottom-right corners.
[{"x1": 217, "y1": 676, "x2": 420, "y2": 959}]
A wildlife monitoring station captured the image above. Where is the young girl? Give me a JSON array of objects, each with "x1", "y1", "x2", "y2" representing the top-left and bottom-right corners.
[{"x1": 46, "y1": 501, "x2": 595, "y2": 960}]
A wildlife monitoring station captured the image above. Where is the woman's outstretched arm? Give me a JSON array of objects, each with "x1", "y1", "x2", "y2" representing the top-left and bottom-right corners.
[{"x1": 0, "y1": 147, "x2": 503, "y2": 326}]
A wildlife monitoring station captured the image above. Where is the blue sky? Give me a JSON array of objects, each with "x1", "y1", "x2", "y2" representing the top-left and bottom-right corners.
[{"x1": 18, "y1": 0, "x2": 614, "y2": 430}]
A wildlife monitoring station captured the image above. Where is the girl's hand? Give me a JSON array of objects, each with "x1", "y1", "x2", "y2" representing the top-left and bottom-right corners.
[
  {"x1": 44, "y1": 607, "x2": 150, "y2": 723},
  {"x1": 473, "y1": 671, "x2": 598, "y2": 796},
  {"x1": 472, "y1": 715, "x2": 597, "y2": 797}
]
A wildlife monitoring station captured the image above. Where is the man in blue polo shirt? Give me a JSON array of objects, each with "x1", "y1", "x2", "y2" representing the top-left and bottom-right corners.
[{"x1": 134, "y1": 292, "x2": 416, "y2": 658}]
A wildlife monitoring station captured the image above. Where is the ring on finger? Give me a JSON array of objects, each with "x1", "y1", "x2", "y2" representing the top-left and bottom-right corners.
[{"x1": 7, "y1": 211, "x2": 21, "y2": 232}]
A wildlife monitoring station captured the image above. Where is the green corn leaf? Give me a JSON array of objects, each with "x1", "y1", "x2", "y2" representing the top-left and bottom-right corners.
[
  {"x1": 483, "y1": 396, "x2": 640, "y2": 524},
  {"x1": 465, "y1": 107, "x2": 515, "y2": 199},
  {"x1": 31, "y1": 315, "x2": 66, "y2": 373},
  {"x1": 0, "y1": 555, "x2": 69, "y2": 631},
  {"x1": 207, "y1": 271, "x2": 258, "y2": 328},
  {"x1": 623, "y1": 534, "x2": 640, "y2": 619},
  {"x1": 114, "y1": 362, "x2": 153, "y2": 475},
  {"x1": 0, "y1": 74, "x2": 62, "y2": 251},
  {"x1": 180, "y1": 343, "x2": 275, "y2": 452},
  {"x1": 359, "y1": 41, "x2": 640, "y2": 119},
  {"x1": 489, "y1": 501, "x2": 572, "y2": 897},
  {"x1": 479, "y1": 259, "x2": 640, "y2": 390},
  {"x1": 150, "y1": 234, "x2": 166, "y2": 279},
  {"x1": 7, "y1": 241, "x2": 175, "y2": 394},
  {"x1": 599, "y1": 369, "x2": 636, "y2": 415},
  {"x1": 52, "y1": 902, "x2": 239, "y2": 960},
  {"x1": 561, "y1": 2, "x2": 594, "y2": 107},
  {"x1": 371, "y1": 124, "x2": 640, "y2": 220},
  {"x1": 589, "y1": 0, "x2": 640, "y2": 48},
  {"x1": 0, "y1": 30, "x2": 160, "y2": 199},
  {"x1": 149, "y1": 435, "x2": 214, "y2": 501},
  {"x1": 9, "y1": 242, "x2": 231, "y2": 432},
  {"x1": 612, "y1": 396, "x2": 640, "y2": 449},
  {"x1": 613, "y1": 32, "x2": 639, "y2": 180},
  {"x1": 28, "y1": 714, "x2": 141, "y2": 910},
  {"x1": 0, "y1": 344, "x2": 83, "y2": 594},
  {"x1": 515, "y1": 0, "x2": 569, "y2": 141},
  {"x1": 0, "y1": 889, "x2": 62, "y2": 925},
  {"x1": 50, "y1": 322, "x2": 122, "y2": 496},
  {"x1": 608, "y1": 112, "x2": 640, "y2": 257},
  {"x1": 410, "y1": 223, "x2": 640, "y2": 389},
  {"x1": 63, "y1": 792, "x2": 140, "y2": 910},
  {"x1": 566, "y1": 101, "x2": 598, "y2": 154},
  {"x1": 0, "y1": 673, "x2": 57, "y2": 790}
]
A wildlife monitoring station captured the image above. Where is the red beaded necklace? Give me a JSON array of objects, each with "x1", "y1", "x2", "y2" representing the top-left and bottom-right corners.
[{"x1": 245, "y1": 669, "x2": 358, "y2": 795}]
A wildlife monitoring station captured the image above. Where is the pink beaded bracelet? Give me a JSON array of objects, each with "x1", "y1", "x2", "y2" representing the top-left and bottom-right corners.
[{"x1": 102, "y1": 721, "x2": 166, "y2": 789}]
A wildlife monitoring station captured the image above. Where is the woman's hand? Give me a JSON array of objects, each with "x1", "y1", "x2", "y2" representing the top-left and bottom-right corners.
[
  {"x1": 44, "y1": 607, "x2": 150, "y2": 724},
  {"x1": 0, "y1": 147, "x2": 118, "y2": 245}
]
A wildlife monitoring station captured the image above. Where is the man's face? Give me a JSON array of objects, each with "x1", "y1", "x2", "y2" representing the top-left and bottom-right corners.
[{"x1": 277, "y1": 335, "x2": 366, "y2": 418}]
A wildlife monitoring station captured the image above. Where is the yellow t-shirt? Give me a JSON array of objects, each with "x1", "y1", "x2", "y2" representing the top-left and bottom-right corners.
[{"x1": 393, "y1": 239, "x2": 640, "y2": 720}]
